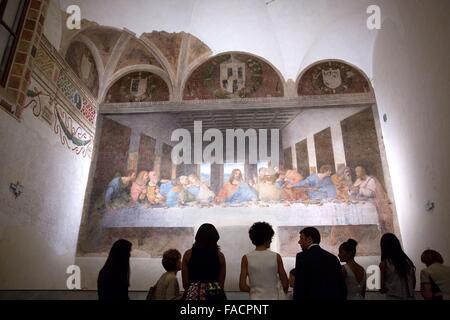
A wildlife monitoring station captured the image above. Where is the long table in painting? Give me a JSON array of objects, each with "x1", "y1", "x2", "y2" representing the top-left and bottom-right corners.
[{"x1": 101, "y1": 201, "x2": 379, "y2": 229}]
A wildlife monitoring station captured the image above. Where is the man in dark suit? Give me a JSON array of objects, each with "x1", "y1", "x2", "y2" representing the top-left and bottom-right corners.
[{"x1": 293, "y1": 227, "x2": 346, "y2": 300}]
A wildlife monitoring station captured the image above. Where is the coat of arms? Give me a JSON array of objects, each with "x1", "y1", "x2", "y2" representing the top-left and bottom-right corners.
[
  {"x1": 322, "y1": 68, "x2": 342, "y2": 89},
  {"x1": 130, "y1": 77, "x2": 148, "y2": 97},
  {"x1": 220, "y1": 60, "x2": 245, "y2": 95}
]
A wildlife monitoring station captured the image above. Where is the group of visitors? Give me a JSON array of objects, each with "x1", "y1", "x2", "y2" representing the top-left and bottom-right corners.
[{"x1": 97, "y1": 224, "x2": 450, "y2": 301}]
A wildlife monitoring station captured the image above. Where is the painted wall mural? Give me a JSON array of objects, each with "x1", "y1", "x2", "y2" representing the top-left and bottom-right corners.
[
  {"x1": 298, "y1": 61, "x2": 371, "y2": 95},
  {"x1": 314, "y1": 127, "x2": 336, "y2": 175},
  {"x1": 65, "y1": 41, "x2": 99, "y2": 97},
  {"x1": 78, "y1": 106, "x2": 399, "y2": 259},
  {"x1": 26, "y1": 83, "x2": 93, "y2": 159},
  {"x1": 104, "y1": 71, "x2": 170, "y2": 103},
  {"x1": 141, "y1": 31, "x2": 184, "y2": 74},
  {"x1": 115, "y1": 38, "x2": 162, "y2": 72},
  {"x1": 56, "y1": 71, "x2": 97, "y2": 124},
  {"x1": 54, "y1": 106, "x2": 93, "y2": 158},
  {"x1": 183, "y1": 53, "x2": 284, "y2": 100},
  {"x1": 81, "y1": 28, "x2": 122, "y2": 67},
  {"x1": 187, "y1": 34, "x2": 212, "y2": 66},
  {"x1": 27, "y1": 39, "x2": 96, "y2": 159},
  {"x1": 295, "y1": 139, "x2": 310, "y2": 177}
]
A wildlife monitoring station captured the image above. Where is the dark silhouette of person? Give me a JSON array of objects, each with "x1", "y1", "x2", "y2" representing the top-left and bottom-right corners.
[
  {"x1": 182, "y1": 223, "x2": 227, "y2": 300},
  {"x1": 420, "y1": 249, "x2": 450, "y2": 300},
  {"x1": 379, "y1": 233, "x2": 416, "y2": 299},
  {"x1": 293, "y1": 227, "x2": 346, "y2": 300},
  {"x1": 97, "y1": 239, "x2": 132, "y2": 300}
]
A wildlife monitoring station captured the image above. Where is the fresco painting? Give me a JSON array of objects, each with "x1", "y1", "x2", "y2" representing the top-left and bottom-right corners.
[{"x1": 78, "y1": 105, "x2": 398, "y2": 259}]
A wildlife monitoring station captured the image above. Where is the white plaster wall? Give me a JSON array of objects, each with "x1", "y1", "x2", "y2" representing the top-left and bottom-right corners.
[
  {"x1": 43, "y1": 0, "x2": 63, "y2": 50},
  {"x1": 372, "y1": 0, "x2": 450, "y2": 280},
  {"x1": 282, "y1": 106, "x2": 366, "y2": 150},
  {"x1": 293, "y1": 1, "x2": 377, "y2": 81},
  {"x1": 0, "y1": 105, "x2": 91, "y2": 289}
]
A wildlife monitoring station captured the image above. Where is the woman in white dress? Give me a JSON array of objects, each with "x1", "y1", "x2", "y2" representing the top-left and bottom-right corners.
[
  {"x1": 239, "y1": 222, "x2": 289, "y2": 300},
  {"x1": 338, "y1": 239, "x2": 366, "y2": 300}
]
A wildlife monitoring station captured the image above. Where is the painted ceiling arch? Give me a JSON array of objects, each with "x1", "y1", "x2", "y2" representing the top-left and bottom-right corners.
[
  {"x1": 297, "y1": 59, "x2": 372, "y2": 96},
  {"x1": 104, "y1": 71, "x2": 170, "y2": 103},
  {"x1": 65, "y1": 41, "x2": 100, "y2": 98},
  {"x1": 114, "y1": 38, "x2": 162, "y2": 72},
  {"x1": 182, "y1": 52, "x2": 285, "y2": 100}
]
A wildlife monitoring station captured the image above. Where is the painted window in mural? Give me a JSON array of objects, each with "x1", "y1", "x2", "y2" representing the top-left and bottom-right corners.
[
  {"x1": 223, "y1": 162, "x2": 245, "y2": 183},
  {"x1": 200, "y1": 163, "x2": 211, "y2": 187}
]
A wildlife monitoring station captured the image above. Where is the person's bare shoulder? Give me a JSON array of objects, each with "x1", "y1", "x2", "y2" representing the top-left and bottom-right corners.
[
  {"x1": 183, "y1": 249, "x2": 192, "y2": 261},
  {"x1": 219, "y1": 251, "x2": 226, "y2": 263},
  {"x1": 276, "y1": 253, "x2": 283, "y2": 262}
]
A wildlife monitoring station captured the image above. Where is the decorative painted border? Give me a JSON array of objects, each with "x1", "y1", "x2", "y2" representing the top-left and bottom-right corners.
[
  {"x1": 54, "y1": 106, "x2": 93, "y2": 158},
  {"x1": 33, "y1": 37, "x2": 98, "y2": 127},
  {"x1": 26, "y1": 81, "x2": 93, "y2": 159}
]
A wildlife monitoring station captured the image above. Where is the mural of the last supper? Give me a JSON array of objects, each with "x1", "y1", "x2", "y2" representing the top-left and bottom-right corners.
[
  {"x1": 78, "y1": 60, "x2": 400, "y2": 258},
  {"x1": 77, "y1": 104, "x2": 398, "y2": 259}
]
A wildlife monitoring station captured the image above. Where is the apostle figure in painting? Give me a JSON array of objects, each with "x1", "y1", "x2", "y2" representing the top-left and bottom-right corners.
[
  {"x1": 145, "y1": 171, "x2": 164, "y2": 206},
  {"x1": 296, "y1": 165, "x2": 337, "y2": 201},
  {"x1": 146, "y1": 182, "x2": 164, "y2": 206},
  {"x1": 350, "y1": 166, "x2": 394, "y2": 233},
  {"x1": 104, "y1": 170, "x2": 136, "y2": 211},
  {"x1": 159, "y1": 178, "x2": 173, "y2": 199},
  {"x1": 197, "y1": 182, "x2": 215, "y2": 204},
  {"x1": 331, "y1": 166, "x2": 353, "y2": 202},
  {"x1": 130, "y1": 171, "x2": 149, "y2": 203},
  {"x1": 215, "y1": 169, "x2": 258, "y2": 204},
  {"x1": 282, "y1": 170, "x2": 309, "y2": 201},
  {"x1": 254, "y1": 167, "x2": 282, "y2": 202},
  {"x1": 186, "y1": 174, "x2": 215, "y2": 204},
  {"x1": 185, "y1": 174, "x2": 200, "y2": 203},
  {"x1": 166, "y1": 176, "x2": 188, "y2": 207},
  {"x1": 258, "y1": 167, "x2": 268, "y2": 184}
]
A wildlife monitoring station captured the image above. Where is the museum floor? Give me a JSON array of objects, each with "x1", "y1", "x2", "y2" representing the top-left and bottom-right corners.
[{"x1": 0, "y1": 290, "x2": 423, "y2": 300}]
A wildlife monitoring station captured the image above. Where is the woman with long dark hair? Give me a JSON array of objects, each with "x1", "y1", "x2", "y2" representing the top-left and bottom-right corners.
[
  {"x1": 379, "y1": 233, "x2": 416, "y2": 299},
  {"x1": 182, "y1": 223, "x2": 227, "y2": 300},
  {"x1": 97, "y1": 239, "x2": 132, "y2": 300}
]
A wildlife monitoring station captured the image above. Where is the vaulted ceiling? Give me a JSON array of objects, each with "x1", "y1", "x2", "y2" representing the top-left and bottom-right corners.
[
  {"x1": 43, "y1": 0, "x2": 383, "y2": 131},
  {"x1": 52, "y1": 0, "x2": 402, "y2": 82}
]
